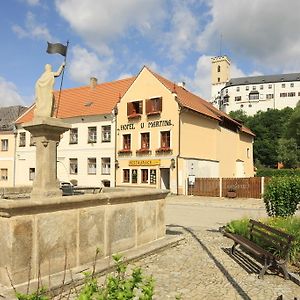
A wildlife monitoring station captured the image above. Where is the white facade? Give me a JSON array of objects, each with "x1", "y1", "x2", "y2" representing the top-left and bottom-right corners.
[
  {"x1": 15, "y1": 115, "x2": 116, "y2": 187},
  {"x1": 220, "y1": 78, "x2": 300, "y2": 115}
]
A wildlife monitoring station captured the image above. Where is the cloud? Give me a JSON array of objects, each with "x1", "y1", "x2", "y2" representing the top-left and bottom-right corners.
[
  {"x1": 12, "y1": 11, "x2": 52, "y2": 40},
  {"x1": 198, "y1": 0, "x2": 300, "y2": 72},
  {"x1": 55, "y1": 0, "x2": 165, "y2": 55},
  {"x1": 68, "y1": 45, "x2": 113, "y2": 84},
  {"x1": 0, "y1": 77, "x2": 24, "y2": 106},
  {"x1": 161, "y1": 1, "x2": 200, "y2": 62},
  {"x1": 25, "y1": 0, "x2": 40, "y2": 6}
]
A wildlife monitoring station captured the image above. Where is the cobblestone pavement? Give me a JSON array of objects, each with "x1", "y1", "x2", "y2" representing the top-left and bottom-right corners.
[{"x1": 132, "y1": 227, "x2": 300, "y2": 300}]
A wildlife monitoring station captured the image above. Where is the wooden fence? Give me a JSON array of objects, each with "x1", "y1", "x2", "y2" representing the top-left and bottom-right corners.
[{"x1": 188, "y1": 177, "x2": 269, "y2": 199}]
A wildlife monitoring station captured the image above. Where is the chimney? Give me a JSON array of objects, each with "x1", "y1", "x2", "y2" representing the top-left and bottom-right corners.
[
  {"x1": 177, "y1": 81, "x2": 186, "y2": 88},
  {"x1": 90, "y1": 77, "x2": 98, "y2": 89}
]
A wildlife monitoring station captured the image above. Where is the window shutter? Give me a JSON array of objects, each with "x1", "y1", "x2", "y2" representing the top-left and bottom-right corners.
[
  {"x1": 158, "y1": 97, "x2": 162, "y2": 112},
  {"x1": 146, "y1": 99, "x2": 151, "y2": 114},
  {"x1": 138, "y1": 101, "x2": 143, "y2": 114},
  {"x1": 127, "y1": 102, "x2": 134, "y2": 115}
]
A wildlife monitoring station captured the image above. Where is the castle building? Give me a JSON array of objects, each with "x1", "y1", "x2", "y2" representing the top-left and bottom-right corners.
[{"x1": 211, "y1": 56, "x2": 300, "y2": 115}]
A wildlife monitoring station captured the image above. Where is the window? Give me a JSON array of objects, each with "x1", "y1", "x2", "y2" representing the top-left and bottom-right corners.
[
  {"x1": 217, "y1": 77, "x2": 220, "y2": 83},
  {"x1": 1, "y1": 139, "x2": 8, "y2": 151},
  {"x1": 247, "y1": 148, "x2": 250, "y2": 159},
  {"x1": 298, "y1": 92, "x2": 300, "y2": 97},
  {"x1": 146, "y1": 97, "x2": 162, "y2": 115},
  {"x1": 280, "y1": 93, "x2": 287, "y2": 97},
  {"x1": 249, "y1": 94, "x2": 259, "y2": 100},
  {"x1": 236, "y1": 87, "x2": 240, "y2": 92},
  {"x1": 88, "y1": 158, "x2": 97, "y2": 174},
  {"x1": 150, "y1": 169, "x2": 156, "y2": 184},
  {"x1": 123, "y1": 134, "x2": 131, "y2": 150},
  {"x1": 141, "y1": 169, "x2": 148, "y2": 183},
  {"x1": 19, "y1": 132, "x2": 26, "y2": 147},
  {"x1": 127, "y1": 100, "x2": 143, "y2": 117},
  {"x1": 252, "y1": 86, "x2": 256, "y2": 91},
  {"x1": 240, "y1": 104, "x2": 244, "y2": 108},
  {"x1": 0, "y1": 169, "x2": 8, "y2": 181},
  {"x1": 70, "y1": 158, "x2": 78, "y2": 174},
  {"x1": 102, "y1": 180, "x2": 110, "y2": 187},
  {"x1": 70, "y1": 128, "x2": 78, "y2": 144},
  {"x1": 217, "y1": 65, "x2": 221, "y2": 72},
  {"x1": 123, "y1": 169, "x2": 130, "y2": 183},
  {"x1": 235, "y1": 96, "x2": 241, "y2": 101},
  {"x1": 101, "y1": 125, "x2": 111, "y2": 142},
  {"x1": 161, "y1": 131, "x2": 170, "y2": 148},
  {"x1": 260, "y1": 85, "x2": 263, "y2": 90},
  {"x1": 88, "y1": 127, "x2": 97, "y2": 143},
  {"x1": 268, "y1": 84, "x2": 272, "y2": 89},
  {"x1": 225, "y1": 89, "x2": 228, "y2": 94},
  {"x1": 288, "y1": 92, "x2": 295, "y2": 97},
  {"x1": 246, "y1": 86, "x2": 249, "y2": 91},
  {"x1": 101, "y1": 158, "x2": 111, "y2": 175},
  {"x1": 290, "y1": 83, "x2": 294, "y2": 87},
  {"x1": 29, "y1": 168, "x2": 35, "y2": 181},
  {"x1": 30, "y1": 134, "x2": 35, "y2": 146},
  {"x1": 281, "y1": 83, "x2": 285, "y2": 88},
  {"x1": 132, "y1": 169, "x2": 138, "y2": 183},
  {"x1": 141, "y1": 132, "x2": 150, "y2": 149},
  {"x1": 266, "y1": 94, "x2": 274, "y2": 99}
]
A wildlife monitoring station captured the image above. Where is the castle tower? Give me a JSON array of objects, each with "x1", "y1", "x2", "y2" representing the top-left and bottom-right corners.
[{"x1": 211, "y1": 56, "x2": 230, "y2": 106}]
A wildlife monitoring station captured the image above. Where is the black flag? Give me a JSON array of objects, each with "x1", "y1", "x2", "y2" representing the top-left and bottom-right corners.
[{"x1": 46, "y1": 42, "x2": 67, "y2": 57}]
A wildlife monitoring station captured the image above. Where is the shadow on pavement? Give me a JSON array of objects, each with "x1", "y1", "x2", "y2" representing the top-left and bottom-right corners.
[{"x1": 168, "y1": 224, "x2": 252, "y2": 300}]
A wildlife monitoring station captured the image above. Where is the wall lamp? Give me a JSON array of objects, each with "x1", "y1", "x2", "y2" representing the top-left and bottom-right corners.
[
  {"x1": 170, "y1": 158, "x2": 176, "y2": 169},
  {"x1": 115, "y1": 160, "x2": 120, "y2": 168}
]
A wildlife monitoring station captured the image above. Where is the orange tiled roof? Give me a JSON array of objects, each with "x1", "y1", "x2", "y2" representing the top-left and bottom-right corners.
[
  {"x1": 146, "y1": 67, "x2": 255, "y2": 137},
  {"x1": 16, "y1": 77, "x2": 136, "y2": 124}
]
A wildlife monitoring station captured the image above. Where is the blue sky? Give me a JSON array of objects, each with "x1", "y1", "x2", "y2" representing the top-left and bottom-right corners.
[{"x1": 1, "y1": 0, "x2": 300, "y2": 107}]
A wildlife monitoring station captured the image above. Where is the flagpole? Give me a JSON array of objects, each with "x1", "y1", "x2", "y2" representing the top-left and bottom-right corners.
[{"x1": 55, "y1": 40, "x2": 69, "y2": 117}]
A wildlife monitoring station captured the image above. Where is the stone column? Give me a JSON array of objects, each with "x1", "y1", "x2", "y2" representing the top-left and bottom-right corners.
[{"x1": 23, "y1": 117, "x2": 71, "y2": 198}]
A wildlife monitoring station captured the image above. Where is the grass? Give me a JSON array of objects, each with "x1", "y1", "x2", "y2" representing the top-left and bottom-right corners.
[{"x1": 225, "y1": 216, "x2": 300, "y2": 264}]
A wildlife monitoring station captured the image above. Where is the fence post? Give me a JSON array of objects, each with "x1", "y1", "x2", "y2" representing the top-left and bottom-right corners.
[
  {"x1": 261, "y1": 177, "x2": 264, "y2": 198},
  {"x1": 219, "y1": 177, "x2": 222, "y2": 198}
]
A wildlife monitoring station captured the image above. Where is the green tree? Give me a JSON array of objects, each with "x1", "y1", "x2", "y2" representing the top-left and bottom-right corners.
[
  {"x1": 277, "y1": 138, "x2": 299, "y2": 168},
  {"x1": 285, "y1": 104, "x2": 300, "y2": 147}
]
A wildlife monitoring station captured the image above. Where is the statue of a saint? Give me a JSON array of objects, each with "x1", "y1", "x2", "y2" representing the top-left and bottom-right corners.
[{"x1": 34, "y1": 62, "x2": 65, "y2": 118}]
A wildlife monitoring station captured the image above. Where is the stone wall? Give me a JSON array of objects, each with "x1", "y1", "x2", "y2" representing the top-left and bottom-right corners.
[{"x1": 0, "y1": 188, "x2": 167, "y2": 287}]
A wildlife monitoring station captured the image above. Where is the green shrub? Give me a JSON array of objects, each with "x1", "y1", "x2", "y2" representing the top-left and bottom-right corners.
[
  {"x1": 78, "y1": 254, "x2": 154, "y2": 300},
  {"x1": 256, "y1": 168, "x2": 300, "y2": 177},
  {"x1": 263, "y1": 176, "x2": 300, "y2": 217},
  {"x1": 225, "y1": 217, "x2": 300, "y2": 263}
]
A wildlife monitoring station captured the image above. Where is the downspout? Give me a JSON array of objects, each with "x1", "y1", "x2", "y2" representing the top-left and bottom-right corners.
[
  {"x1": 114, "y1": 108, "x2": 118, "y2": 188},
  {"x1": 176, "y1": 99, "x2": 181, "y2": 195},
  {"x1": 13, "y1": 125, "x2": 17, "y2": 187}
]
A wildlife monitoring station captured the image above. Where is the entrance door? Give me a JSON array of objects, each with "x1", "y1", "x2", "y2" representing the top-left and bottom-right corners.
[
  {"x1": 236, "y1": 160, "x2": 245, "y2": 178},
  {"x1": 160, "y1": 168, "x2": 170, "y2": 190}
]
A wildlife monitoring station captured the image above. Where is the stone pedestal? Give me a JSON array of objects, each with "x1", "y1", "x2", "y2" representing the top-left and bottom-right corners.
[{"x1": 23, "y1": 117, "x2": 71, "y2": 198}]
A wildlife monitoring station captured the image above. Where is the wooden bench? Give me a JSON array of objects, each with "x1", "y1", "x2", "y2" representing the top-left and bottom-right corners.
[{"x1": 223, "y1": 219, "x2": 294, "y2": 279}]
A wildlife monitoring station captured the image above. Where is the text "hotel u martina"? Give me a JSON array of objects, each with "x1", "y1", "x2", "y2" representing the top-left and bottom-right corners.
[{"x1": 119, "y1": 119, "x2": 172, "y2": 131}]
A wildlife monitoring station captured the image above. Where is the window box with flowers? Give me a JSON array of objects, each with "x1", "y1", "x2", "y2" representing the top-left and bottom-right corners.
[
  {"x1": 155, "y1": 147, "x2": 172, "y2": 153},
  {"x1": 118, "y1": 149, "x2": 132, "y2": 155},
  {"x1": 136, "y1": 148, "x2": 152, "y2": 154}
]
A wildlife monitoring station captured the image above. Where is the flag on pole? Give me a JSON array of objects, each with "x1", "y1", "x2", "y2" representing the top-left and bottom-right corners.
[{"x1": 46, "y1": 42, "x2": 67, "y2": 57}]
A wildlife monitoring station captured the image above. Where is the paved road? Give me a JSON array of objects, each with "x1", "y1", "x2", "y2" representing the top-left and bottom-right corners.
[{"x1": 132, "y1": 195, "x2": 300, "y2": 299}]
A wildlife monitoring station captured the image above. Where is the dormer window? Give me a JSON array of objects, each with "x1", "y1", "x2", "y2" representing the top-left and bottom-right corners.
[
  {"x1": 127, "y1": 100, "x2": 143, "y2": 118},
  {"x1": 146, "y1": 97, "x2": 162, "y2": 115}
]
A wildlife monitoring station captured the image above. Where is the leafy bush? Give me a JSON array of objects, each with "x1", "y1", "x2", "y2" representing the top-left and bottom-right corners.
[
  {"x1": 225, "y1": 217, "x2": 300, "y2": 263},
  {"x1": 263, "y1": 176, "x2": 300, "y2": 217},
  {"x1": 16, "y1": 254, "x2": 154, "y2": 300},
  {"x1": 78, "y1": 254, "x2": 154, "y2": 300},
  {"x1": 256, "y1": 168, "x2": 300, "y2": 177}
]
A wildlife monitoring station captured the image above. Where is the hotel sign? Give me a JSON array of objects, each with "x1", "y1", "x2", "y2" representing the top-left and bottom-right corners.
[
  {"x1": 120, "y1": 120, "x2": 172, "y2": 130},
  {"x1": 129, "y1": 159, "x2": 161, "y2": 166}
]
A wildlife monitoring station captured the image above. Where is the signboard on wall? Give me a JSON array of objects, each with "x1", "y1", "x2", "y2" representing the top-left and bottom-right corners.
[
  {"x1": 188, "y1": 175, "x2": 196, "y2": 185},
  {"x1": 129, "y1": 159, "x2": 161, "y2": 166}
]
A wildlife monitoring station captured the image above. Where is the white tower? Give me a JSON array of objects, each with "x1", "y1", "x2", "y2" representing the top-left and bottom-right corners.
[{"x1": 211, "y1": 56, "x2": 230, "y2": 107}]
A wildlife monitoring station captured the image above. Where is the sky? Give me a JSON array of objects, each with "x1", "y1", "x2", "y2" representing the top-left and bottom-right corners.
[{"x1": 2, "y1": 0, "x2": 300, "y2": 107}]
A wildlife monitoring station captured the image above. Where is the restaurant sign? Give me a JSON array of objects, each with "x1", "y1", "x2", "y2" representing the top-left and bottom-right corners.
[{"x1": 129, "y1": 159, "x2": 161, "y2": 166}]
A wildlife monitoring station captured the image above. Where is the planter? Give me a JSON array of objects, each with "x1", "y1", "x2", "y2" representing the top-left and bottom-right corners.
[{"x1": 227, "y1": 191, "x2": 237, "y2": 198}]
